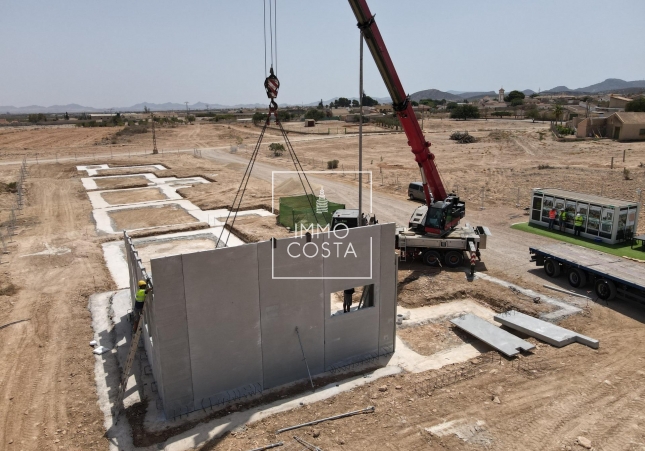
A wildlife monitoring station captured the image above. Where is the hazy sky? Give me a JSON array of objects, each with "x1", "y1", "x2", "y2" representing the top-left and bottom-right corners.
[{"x1": 1, "y1": 0, "x2": 644, "y2": 107}]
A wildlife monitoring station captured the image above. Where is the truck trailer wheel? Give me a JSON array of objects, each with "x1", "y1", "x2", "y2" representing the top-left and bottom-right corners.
[
  {"x1": 544, "y1": 258, "x2": 561, "y2": 277},
  {"x1": 594, "y1": 279, "x2": 617, "y2": 301},
  {"x1": 444, "y1": 251, "x2": 463, "y2": 268},
  {"x1": 422, "y1": 250, "x2": 442, "y2": 267},
  {"x1": 567, "y1": 268, "x2": 587, "y2": 288}
]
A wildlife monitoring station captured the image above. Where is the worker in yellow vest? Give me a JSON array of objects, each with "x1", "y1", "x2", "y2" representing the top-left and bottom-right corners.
[
  {"x1": 559, "y1": 210, "x2": 567, "y2": 232},
  {"x1": 132, "y1": 280, "x2": 151, "y2": 334},
  {"x1": 574, "y1": 212, "x2": 585, "y2": 236}
]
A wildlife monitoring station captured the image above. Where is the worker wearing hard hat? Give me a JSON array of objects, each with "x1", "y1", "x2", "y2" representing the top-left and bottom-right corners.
[{"x1": 132, "y1": 280, "x2": 151, "y2": 334}]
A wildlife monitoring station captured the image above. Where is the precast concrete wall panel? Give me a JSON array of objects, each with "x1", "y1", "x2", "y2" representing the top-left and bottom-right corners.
[
  {"x1": 181, "y1": 246, "x2": 263, "y2": 406},
  {"x1": 378, "y1": 223, "x2": 397, "y2": 355},
  {"x1": 323, "y1": 226, "x2": 381, "y2": 370},
  {"x1": 149, "y1": 255, "x2": 194, "y2": 415},
  {"x1": 257, "y1": 239, "x2": 325, "y2": 388}
]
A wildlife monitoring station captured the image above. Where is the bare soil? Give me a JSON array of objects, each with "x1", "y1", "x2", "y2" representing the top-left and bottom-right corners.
[
  {"x1": 398, "y1": 265, "x2": 553, "y2": 317},
  {"x1": 2, "y1": 120, "x2": 645, "y2": 451},
  {"x1": 398, "y1": 320, "x2": 474, "y2": 356},
  {"x1": 108, "y1": 204, "x2": 198, "y2": 231},
  {"x1": 229, "y1": 215, "x2": 291, "y2": 243},
  {"x1": 93, "y1": 175, "x2": 149, "y2": 190},
  {"x1": 100, "y1": 187, "x2": 166, "y2": 205}
]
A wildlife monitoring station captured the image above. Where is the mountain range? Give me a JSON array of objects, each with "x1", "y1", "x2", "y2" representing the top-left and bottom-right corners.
[{"x1": 2, "y1": 79, "x2": 643, "y2": 114}]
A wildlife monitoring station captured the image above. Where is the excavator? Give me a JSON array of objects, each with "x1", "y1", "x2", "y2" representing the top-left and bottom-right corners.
[{"x1": 329, "y1": 0, "x2": 490, "y2": 267}]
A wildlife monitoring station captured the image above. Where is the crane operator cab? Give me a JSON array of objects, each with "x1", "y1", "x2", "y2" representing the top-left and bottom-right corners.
[
  {"x1": 408, "y1": 195, "x2": 465, "y2": 237},
  {"x1": 331, "y1": 209, "x2": 378, "y2": 230}
]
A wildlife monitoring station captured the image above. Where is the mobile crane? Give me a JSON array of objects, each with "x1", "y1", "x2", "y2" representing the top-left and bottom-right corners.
[{"x1": 331, "y1": 0, "x2": 490, "y2": 267}]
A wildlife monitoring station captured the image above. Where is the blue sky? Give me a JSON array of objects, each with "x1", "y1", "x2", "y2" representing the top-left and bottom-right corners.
[{"x1": 1, "y1": 0, "x2": 644, "y2": 107}]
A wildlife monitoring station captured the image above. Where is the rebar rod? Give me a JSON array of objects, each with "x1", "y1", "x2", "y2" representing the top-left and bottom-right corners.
[{"x1": 276, "y1": 406, "x2": 375, "y2": 434}]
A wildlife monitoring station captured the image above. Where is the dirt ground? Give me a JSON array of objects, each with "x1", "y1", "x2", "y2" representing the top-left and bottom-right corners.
[
  {"x1": 100, "y1": 187, "x2": 166, "y2": 205},
  {"x1": 108, "y1": 204, "x2": 199, "y2": 231},
  {"x1": 93, "y1": 176, "x2": 150, "y2": 190},
  {"x1": 1, "y1": 119, "x2": 644, "y2": 451}
]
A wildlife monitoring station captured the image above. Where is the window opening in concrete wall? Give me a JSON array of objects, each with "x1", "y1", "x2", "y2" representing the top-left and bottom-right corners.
[{"x1": 330, "y1": 284, "x2": 374, "y2": 316}]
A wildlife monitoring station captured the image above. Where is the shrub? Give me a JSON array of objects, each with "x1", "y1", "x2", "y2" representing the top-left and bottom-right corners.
[
  {"x1": 269, "y1": 143, "x2": 285, "y2": 157},
  {"x1": 555, "y1": 125, "x2": 574, "y2": 136},
  {"x1": 327, "y1": 159, "x2": 339, "y2": 169}
]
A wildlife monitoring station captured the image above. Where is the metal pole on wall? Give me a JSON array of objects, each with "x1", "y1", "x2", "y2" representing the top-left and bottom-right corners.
[{"x1": 358, "y1": 30, "x2": 364, "y2": 225}]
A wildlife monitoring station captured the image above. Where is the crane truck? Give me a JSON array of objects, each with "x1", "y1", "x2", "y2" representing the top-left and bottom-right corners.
[{"x1": 331, "y1": 0, "x2": 491, "y2": 267}]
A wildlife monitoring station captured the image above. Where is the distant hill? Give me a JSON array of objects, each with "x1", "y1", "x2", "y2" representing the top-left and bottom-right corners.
[
  {"x1": 409, "y1": 89, "x2": 462, "y2": 102},
  {"x1": 542, "y1": 78, "x2": 645, "y2": 94}
]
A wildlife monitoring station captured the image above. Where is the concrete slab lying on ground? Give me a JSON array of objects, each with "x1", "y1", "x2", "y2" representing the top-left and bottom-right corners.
[
  {"x1": 494, "y1": 310, "x2": 599, "y2": 349},
  {"x1": 450, "y1": 313, "x2": 535, "y2": 357}
]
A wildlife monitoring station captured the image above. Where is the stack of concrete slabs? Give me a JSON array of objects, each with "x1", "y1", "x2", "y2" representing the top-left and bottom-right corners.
[
  {"x1": 450, "y1": 313, "x2": 535, "y2": 357},
  {"x1": 495, "y1": 310, "x2": 599, "y2": 349}
]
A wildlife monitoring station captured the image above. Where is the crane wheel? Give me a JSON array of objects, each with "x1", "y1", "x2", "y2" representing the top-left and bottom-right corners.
[
  {"x1": 444, "y1": 251, "x2": 463, "y2": 268},
  {"x1": 567, "y1": 268, "x2": 587, "y2": 288},
  {"x1": 422, "y1": 250, "x2": 442, "y2": 267},
  {"x1": 594, "y1": 278, "x2": 617, "y2": 301},
  {"x1": 544, "y1": 258, "x2": 561, "y2": 277}
]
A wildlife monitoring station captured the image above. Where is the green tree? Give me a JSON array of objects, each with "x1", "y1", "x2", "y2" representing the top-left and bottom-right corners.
[
  {"x1": 504, "y1": 90, "x2": 525, "y2": 103},
  {"x1": 304, "y1": 108, "x2": 325, "y2": 121},
  {"x1": 450, "y1": 105, "x2": 480, "y2": 120},
  {"x1": 252, "y1": 111, "x2": 268, "y2": 125},
  {"x1": 553, "y1": 104, "x2": 564, "y2": 124},
  {"x1": 525, "y1": 106, "x2": 540, "y2": 123},
  {"x1": 625, "y1": 96, "x2": 645, "y2": 112},
  {"x1": 269, "y1": 143, "x2": 285, "y2": 156},
  {"x1": 362, "y1": 93, "x2": 379, "y2": 106},
  {"x1": 335, "y1": 97, "x2": 351, "y2": 107},
  {"x1": 28, "y1": 113, "x2": 46, "y2": 123}
]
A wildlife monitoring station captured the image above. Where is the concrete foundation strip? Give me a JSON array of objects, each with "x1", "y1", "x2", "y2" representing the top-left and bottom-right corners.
[
  {"x1": 543, "y1": 284, "x2": 592, "y2": 299},
  {"x1": 246, "y1": 442, "x2": 284, "y2": 451},
  {"x1": 293, "y1": 436, "x2": 324, "y2": 451},
  {"x1": 276, "y1": 406, "x2": 375, "y2": 434},
  {"x1": 494, "y1": 310, "x2": 599, "y2": 349}
]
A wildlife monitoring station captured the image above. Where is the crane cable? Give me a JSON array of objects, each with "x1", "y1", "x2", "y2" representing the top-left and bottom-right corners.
[{"x1": 264, "y1": 0, "x2": 278, "y2": 76}]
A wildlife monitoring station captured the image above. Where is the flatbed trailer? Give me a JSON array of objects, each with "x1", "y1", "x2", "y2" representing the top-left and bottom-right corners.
[{"x1": 529, "y1": 243, "x2": 645, "y2": 303}]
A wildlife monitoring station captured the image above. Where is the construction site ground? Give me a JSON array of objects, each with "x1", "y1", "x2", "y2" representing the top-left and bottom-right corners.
[{"x1": 0, "y1": 119, "x2": 644, "y2": 450}]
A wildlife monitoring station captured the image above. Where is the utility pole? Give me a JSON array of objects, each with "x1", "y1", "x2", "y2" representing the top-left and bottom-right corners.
[
  {"x1": 358, "y1": 30, "x2": 364, "y2": 225},
  {"x1": 150, "y1": 113, "x2": 158, "y2": 154}
]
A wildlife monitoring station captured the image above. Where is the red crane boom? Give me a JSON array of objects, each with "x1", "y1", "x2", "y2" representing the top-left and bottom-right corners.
[{"x1": 348, "y1": 0, "x2": 446, "y2": 205}]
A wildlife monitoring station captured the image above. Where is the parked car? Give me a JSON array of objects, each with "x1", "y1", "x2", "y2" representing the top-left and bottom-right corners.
[{"x1": 408, "y1": 182, "x2": 426, "y2": 202}]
